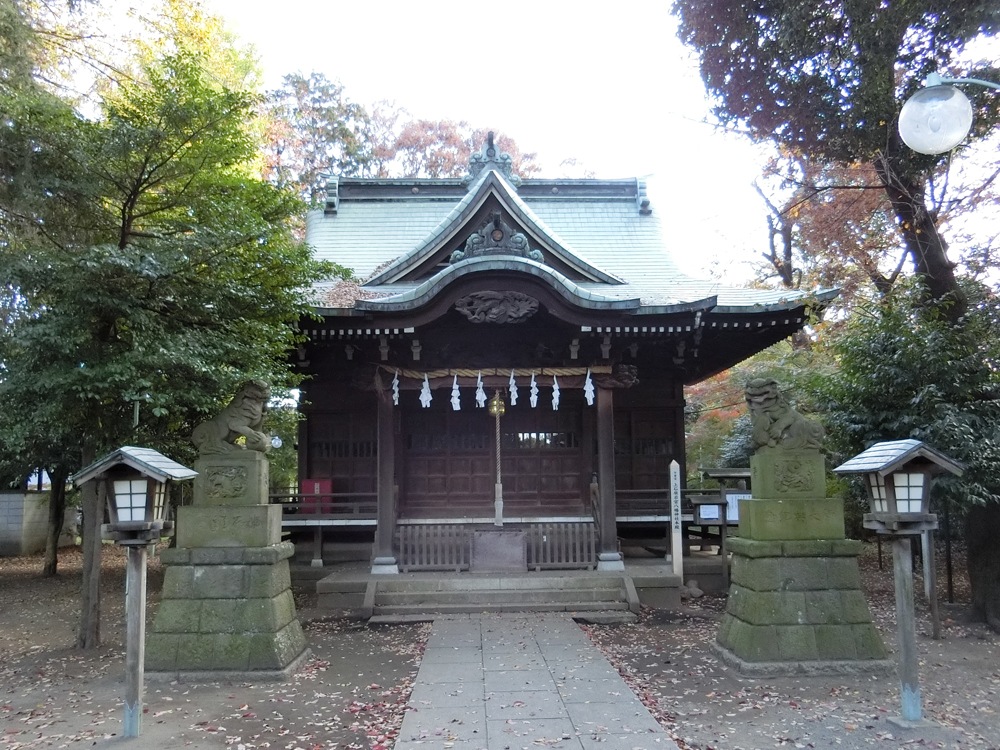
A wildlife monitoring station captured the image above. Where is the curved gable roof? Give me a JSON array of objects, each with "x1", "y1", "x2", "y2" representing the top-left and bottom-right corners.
[{"x1": 364, "y1": 168, "x2": 624, "y2": 286}]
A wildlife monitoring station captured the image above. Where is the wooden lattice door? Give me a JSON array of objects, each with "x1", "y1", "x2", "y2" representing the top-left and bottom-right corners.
[{"x1": 402, "y1": 405, "x2": 493, "y2": 517}]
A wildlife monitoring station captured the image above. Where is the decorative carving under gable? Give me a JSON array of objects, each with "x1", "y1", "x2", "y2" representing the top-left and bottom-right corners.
[
  {"x1": 454, "y1": 291, "x2": 539, "y2": 324},
  {"x1": 464, "y1": 131, "x2": 522, "y2": 187},
  {"x1": 450, "y1": 210, "x2": 544, "y2": 264}
]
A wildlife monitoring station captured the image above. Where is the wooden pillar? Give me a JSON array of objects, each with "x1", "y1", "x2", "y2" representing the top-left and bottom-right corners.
[
  {"x1": 372, "y1": 390, "x2": 398, "y2": 573},
  {"x1": 311, "y1": 525, "x2": 324, "y2": 568},
  {"x1": 892, "y1": 537, "x2": 923, "y2": 723},
  {"x1": 123, "y1": 543, "x2": 148, "y2": 737},
  {"x1": 596, "y1": 386, "x2": 624, "y2": 570}
]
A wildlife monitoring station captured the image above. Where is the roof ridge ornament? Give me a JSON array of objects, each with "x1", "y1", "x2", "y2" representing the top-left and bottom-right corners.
[
  {"x1": 450, "y1": 210, "x2": 544, "y2": 264},
  {"x1": 464, "y1": 131, "x2": 522, "y2": 188}
]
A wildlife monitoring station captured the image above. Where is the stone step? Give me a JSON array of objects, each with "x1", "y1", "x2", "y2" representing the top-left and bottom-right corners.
[
  {"x1": 374, "y1": 601, "x2": 631, "y2": 615},
  {"x1": 372, "y1": 576, "x2": 623, "y2": 594},
  {"x1": 375, "y1": 587, "x2": 626, "y2": 606}
]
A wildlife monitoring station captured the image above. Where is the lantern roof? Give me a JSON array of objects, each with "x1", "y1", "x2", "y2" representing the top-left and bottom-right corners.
[
  {"x1": 833, "y1": 439, "x2": 964, "y2": 478},
  {"x1": 72, "y1": 446, "x2": 197, "y2": 487}
]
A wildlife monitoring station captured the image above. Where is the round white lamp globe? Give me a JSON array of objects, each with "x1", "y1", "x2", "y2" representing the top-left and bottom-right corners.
[{"x1": 898, "y1": 84, "x2": 974, "y2": 155}]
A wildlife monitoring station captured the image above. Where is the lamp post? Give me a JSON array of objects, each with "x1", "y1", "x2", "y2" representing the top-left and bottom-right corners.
[
  {"x1": 899, "y1": 72, "x2": 1000, "y2": 154},
  {"x1": 488, "y1": 390, "x2": 506, "y2": 527},
  {"x1": 834, "y1": 440, "x2": 963, "y2": 728},
  {"x1": 72, "y1": 447, "x2": 196, "y2": 738}
]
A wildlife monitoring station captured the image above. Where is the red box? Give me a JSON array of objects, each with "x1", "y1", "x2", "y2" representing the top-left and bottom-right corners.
[{"x1": 300, "y1": 478, "x2": 332, "y2": 513}]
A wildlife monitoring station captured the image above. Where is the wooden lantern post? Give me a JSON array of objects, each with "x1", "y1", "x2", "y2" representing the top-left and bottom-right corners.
[
  {"x1": 72, "y1": 447, "x2": 195, "y2": 738},
  {"x1": 834, "y1": 440, "x2": 963, "y2": 727}
]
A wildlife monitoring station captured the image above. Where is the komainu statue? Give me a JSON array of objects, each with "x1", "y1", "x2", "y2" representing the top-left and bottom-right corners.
[
  {"x1": 745, "y1": 378, "x2": 824, "y2": 451},
  {"x1": 192, "y1": 380, "x2": 272, "y2": 456}
]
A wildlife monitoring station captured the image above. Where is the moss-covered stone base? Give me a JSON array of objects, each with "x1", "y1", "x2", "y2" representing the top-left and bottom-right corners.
[
  {"x1": 146, "y1": 541, "x2": 307, "y2": 678},
  {"x1": 716, "y1": 536, "x2": 891, "y2": 675}
]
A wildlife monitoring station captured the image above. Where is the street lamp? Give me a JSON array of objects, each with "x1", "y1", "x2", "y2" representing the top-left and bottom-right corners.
[
  {"x1": 899, "y1": 72, "x2": 1000, "y2": 154},
  {"x1": 834, "y1": 439, "x2": 963, "y2": 727},
  {"x1": 72, "y1": 447, "x2": 196, "y2": 738}
]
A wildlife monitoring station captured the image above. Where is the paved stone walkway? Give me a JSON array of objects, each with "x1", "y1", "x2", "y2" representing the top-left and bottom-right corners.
[{"x1": 395, "y1": 613, "x2": 679, "y2": 750}]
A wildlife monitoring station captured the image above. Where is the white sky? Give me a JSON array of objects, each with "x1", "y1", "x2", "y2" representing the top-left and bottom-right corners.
[{"x1": 201, "y1": 0, "x2": 772, "y2": 283}]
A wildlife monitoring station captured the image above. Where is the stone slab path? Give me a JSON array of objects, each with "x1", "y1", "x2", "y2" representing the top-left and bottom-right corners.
[{"x1": 395, "y1": 613, "x2": 679, "y2": 750}]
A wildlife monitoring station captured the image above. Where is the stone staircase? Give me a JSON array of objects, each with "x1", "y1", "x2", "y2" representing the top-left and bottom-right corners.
[{"x1": 316, "y1": 571, "x2": 643, "y2": 618}]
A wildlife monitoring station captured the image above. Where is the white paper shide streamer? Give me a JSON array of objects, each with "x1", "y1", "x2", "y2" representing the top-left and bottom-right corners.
[
  {"x1": 475, "y1": 371, "x2": 487, "y2": 408},
  {"x1": 551, "y1": 374, "x2": 560, "y2": 411},
  {"x1": 392, "y1": 370, "x2": 400, "y2": 406},
  {"x1": 419, "y1": 374, "x2": 432, "y2": 408},
  {"x1": 584, "y1": 368, "x2": 594, "y2": 406},
  {"x1": 529, "y1": 372, "x2": 539, "y2": 408},
  {"x1": 450, "y1": 375, "x2": 461, "y2": 411},
  {"x1": 508, "y1": 370, "x2": 518, "y2": 405}
]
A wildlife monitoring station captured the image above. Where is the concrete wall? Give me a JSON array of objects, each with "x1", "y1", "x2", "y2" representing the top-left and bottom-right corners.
[{"x1": 0, "y1": 492, "x2": 77, "y2": 556}]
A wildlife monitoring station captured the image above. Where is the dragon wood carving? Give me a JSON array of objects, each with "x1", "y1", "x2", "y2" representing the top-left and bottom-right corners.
[{"x1": 454, "y1": 291, "x2": 539, "y2": 324}]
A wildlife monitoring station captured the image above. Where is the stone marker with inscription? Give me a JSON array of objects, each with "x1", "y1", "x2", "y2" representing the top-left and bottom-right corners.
[
  {"x1": 146, "y1": 382, "x2": 308, "y2": 678},
  {"x1": 714, "y1": 379, "x2": 891, "y2": 675}
]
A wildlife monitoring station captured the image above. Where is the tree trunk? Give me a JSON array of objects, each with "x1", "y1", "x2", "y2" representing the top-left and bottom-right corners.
[
  {"x1": 42, "y1": 466, "x2": 69, "y2": 577},
  {"x1": 873, "y1": 146, "x2": 966, "y2": 321},
  {"x1": 966, "y1": 502, "x2": 1000, "y2": 633},
  {"x1": 77, "y1": 444, "x2": 102, "y2": 650}
]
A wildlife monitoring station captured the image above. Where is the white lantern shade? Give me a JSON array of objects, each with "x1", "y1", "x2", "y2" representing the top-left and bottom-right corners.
[
  {"x1": 867, "y1": 473, "x2": 888, "y2": 513},
  {"x1": 898, "y1": 85, "x2": 974, "y2": 155},
  {"x1": 892, "y1": 472, "x2": 925, "y2": 513},
  {"x1": 110, "y1": 473, "x2": 166, "y2": 523},
  {"x1": 113, "y1": 479, "x2": 148, "y2": 522}
]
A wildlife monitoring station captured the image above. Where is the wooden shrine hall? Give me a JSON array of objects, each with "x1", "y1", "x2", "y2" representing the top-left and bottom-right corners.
[{"x1": 293, "y1": 134, "x2": 834, "y2": 575}]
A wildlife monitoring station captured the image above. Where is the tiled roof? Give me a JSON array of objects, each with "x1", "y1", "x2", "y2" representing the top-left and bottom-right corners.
[
  {"x1": 72, "y1": 446, "x2": 197, "y2": 486},
  {"x1": 833, "y1": 439, "x2": 964, "y2": 476},
  {"x1": 306, "y1": 171, "x2": 833, "y2": 314}
]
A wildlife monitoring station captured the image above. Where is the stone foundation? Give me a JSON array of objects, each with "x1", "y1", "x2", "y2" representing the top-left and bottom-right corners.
[
  {"x1": 716, "y1": 458, "x2": 891, "y2": 676},
  {"x1": 146, "y1": 541, "x2": 307, "y2": 678},
  {"x1": 715, "y1": 536, "x2": 891, "y2": 674},
  {"x1": 147, "y1": 451, "x2": 307, "y2": 679}
]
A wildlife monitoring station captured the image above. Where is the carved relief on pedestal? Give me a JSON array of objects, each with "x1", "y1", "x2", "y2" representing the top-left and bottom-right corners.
[
  {"x1": 455, "y1": 291, "x2": 539, "y2": 324},
  {"x1": 206, "y1": 466, "x2": 249, "y2": 500}
]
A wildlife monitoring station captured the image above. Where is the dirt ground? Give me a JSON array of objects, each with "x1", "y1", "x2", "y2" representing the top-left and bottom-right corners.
[{"x1": 0, "y1": 543, "x2": 997, "y2": 750}]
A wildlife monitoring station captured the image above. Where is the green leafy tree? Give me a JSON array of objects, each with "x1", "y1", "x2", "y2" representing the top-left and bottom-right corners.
[
  {"x1": 0, "y1": 4, "x2": 333, "y2": 644},
  {"x1": 674, "y1": 0, "x2": 1000, "y2": 632},
  {"x1": 819, "y1": 279, "x2": 1000, "y2": 630}
]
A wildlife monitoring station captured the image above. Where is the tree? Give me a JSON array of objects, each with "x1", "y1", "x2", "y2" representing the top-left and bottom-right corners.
[
  {"x1": 263, "y1": 72, "x2": 372, "y2": 204},
  {"x1": 0, "y1": 2, "x2": 333, "y2": 644},
  {"x1": 674, "y1": 0, "x2": 1000, "y2": 318},
  {"x1": 819, "y1": 279, "x2": 1000, "y2": 630},
  {"x1": 674, "y1": 0, "x2": 1000, "y2": 632},
  {"x1": 392, "y1": 119, "x2": 540, "y2": 179},
  {"x1": 753, "y1": 152, "x2": 905, "y2": 306}
]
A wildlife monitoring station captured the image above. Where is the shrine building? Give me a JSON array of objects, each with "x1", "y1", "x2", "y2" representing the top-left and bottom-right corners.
[{"x1": 293, "y1": 135, "x2": 833, "y2": 577}]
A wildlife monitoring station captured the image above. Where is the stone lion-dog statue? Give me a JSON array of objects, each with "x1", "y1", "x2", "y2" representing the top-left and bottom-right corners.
[
  {"x1": 745, "y1": 377, "x2": 824, "y2": 451},
  {"x1": 192, "y1": 379, "x2": 272, "y2": 456}
]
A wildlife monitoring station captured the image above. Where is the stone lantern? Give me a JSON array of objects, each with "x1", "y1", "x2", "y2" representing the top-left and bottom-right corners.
[{"x1": 834, "y1": 439, "x2": 963, "y2": 728}]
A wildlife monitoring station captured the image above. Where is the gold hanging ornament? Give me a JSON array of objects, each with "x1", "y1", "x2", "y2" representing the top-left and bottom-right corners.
[{"x1": 488, "y1": 389, "x2": 506, "y2": 417}]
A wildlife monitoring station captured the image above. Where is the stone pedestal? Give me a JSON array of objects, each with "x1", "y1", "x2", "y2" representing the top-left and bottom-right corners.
[
  {"x1": 715, "y1": 452, "x2": 891, "y2": 676},
  {"x1": 147, "y1": 451, "x2": 307, "y2": 679}
]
